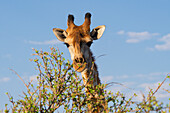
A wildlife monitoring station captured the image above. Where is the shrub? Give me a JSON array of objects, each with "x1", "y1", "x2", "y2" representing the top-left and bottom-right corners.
[{"x1": 3, "y1": 47, "x2": 170, "y2": 113}]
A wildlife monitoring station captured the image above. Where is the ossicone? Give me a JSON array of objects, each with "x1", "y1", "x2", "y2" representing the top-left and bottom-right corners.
[
  {"x1": 83, "y1": 12, "x2": 92, "y2": 31},
  {"x1": 67, "y1": 14, "x2": 75, "y2": 29}
]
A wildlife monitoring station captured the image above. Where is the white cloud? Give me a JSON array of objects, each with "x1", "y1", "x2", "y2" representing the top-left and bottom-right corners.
[
  {"x1": 104, "y1": 72, "x2": 169, "y2": 103},
  {"x1": 117, "y1": 74, "x2": 129, "y2": 79},
  {"x1": 126, "y1": 38, "x2": 140, "y2": 43},
  {"x1": 108, "y1": 85, "x2": 126, "y2": 92},
  {"x1": 149, "y1": 72, "x2": 167, "y2": 76},
  {"x1": 101, "y1": 75, "x2": 114, "y2": 83},
  {"x1": 1, "y1": 54, "x2": 12, "y2": 59},
  {"x1": 22, "y1": 75, "x2": 38, "y2": 83},
  {"x1": 139, "y1": 82, "x2": 170, "y2": 99},
  {"x1": 117, "y1": 30, "x2": 125, "y2": 35},
  {"x1": 123, "y1": 78, "x2": 170, "y2": 101},
  {"x1": 101, "y1": 75, "x2": 129, "y2": 84},
  {"x1": 135, "y1": 72, "x2": 167, "y2": 80},
  {"x1": 155, "y1": 34, "x2": 170, "y2": 51},
  {"x1": 117, "y1": 30, "x2": 170, "y2": 51},
  {"x1": 126, "y1": 31, "x2": 159, "y2": 43},
  {"x1": 104, "y1": 72, "x2": 166, "y2": 82},
  {"x1": 146, "y1": 47, "x2": 155, "y2": 51},
  {"x1": 105, "y1": 81, "x2": 136, "y2": 97},
  {"x1": 26, "y1": 39, "x2": 61, "y2": 45},
  {"x1": 29, "y1": 75, "x2": 38, "y2": 82},
  {"x1": 107, "y1": 80, "x2": 170, "y2": 102},
  {"x1": 0, "y1": 77, "x2": 10, "y2": 82},
  {"x1": 155, "y1": 93, "x2": 170, "y2": 99},
  {"x1": 117, "y1": 30, "x2": 159, "y2": 43}
]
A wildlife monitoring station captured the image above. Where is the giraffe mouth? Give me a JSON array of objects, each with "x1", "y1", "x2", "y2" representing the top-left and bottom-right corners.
[{"x1": 73, "y1": 62, "x2": 87, "y2": 72}]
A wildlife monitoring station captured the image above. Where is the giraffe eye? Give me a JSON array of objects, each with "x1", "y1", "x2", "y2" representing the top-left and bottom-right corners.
[
  {"x1": 64, "y1": 43, "x2": 70, "y2": 48},
  {"x1": 86, "y1": 41, "x2": 93, "y2": 47}
]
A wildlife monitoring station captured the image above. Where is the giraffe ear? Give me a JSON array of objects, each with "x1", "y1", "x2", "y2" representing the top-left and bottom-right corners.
[
  {"x1": 53, "y1": 28, "x2": 68, "y2": 42},
  {"x1": 90, "y1": 25, "x2": 105, "y2": 40}
]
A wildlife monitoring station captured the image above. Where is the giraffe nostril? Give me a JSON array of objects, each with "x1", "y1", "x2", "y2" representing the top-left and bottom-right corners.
[
  {"x1": 74, "y1": 57, "x2": 84, "y2": 63},
  {"x1": 75, "y1": 58, "x2": 78, "y2": 63},
  {"x1": 79, "y1": 58, "x2": 84, "y2": 63}
]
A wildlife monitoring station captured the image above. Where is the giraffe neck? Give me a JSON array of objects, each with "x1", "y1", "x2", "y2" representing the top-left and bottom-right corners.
[{"x1": 81, "y1": 55, "x2": 101, "y2": 87}]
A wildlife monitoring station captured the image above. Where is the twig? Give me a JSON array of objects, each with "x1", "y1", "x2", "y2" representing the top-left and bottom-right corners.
[
  {"x1": 96, "y1": 54, "x2": 107, "y2": 60},
  {"x1": 105, "y1": 82, "x2": 134, "y2": 90},
  {"x1": 151, "y1": 75, "x2": 168, "y2": 96},
  {"x1": 163, "y1": 88, "x2": 170, "y2": 93},
  {"x1": 9, "y1": 68, "x2": 28, "y2": 89}
]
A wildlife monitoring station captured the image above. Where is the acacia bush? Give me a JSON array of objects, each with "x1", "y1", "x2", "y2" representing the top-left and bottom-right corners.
[{"x1": 3, "y1": 47, "x2": 170, "y2": 113}]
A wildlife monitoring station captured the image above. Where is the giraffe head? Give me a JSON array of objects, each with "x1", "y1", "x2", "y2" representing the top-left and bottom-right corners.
[{"x1": 53, "y1": 13, "x2": 105, "y2": 72}]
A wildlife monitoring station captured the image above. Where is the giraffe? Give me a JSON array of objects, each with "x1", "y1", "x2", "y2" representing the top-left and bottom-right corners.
[{"x1": 53, "y1": 12, "x2": 106, "y2": 112}]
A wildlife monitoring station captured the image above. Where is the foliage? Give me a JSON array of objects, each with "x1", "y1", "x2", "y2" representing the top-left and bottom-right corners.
[{"x1": 3, "y1": 47, "x2": 170, "y2": 113}]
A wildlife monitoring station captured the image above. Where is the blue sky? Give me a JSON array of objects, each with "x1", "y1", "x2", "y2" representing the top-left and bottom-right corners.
[{"x1": 0, "y1": 0, "x2": 170, "y2": 110}]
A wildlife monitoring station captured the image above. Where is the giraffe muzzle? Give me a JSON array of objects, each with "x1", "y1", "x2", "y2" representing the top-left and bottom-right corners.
[{"x1": 73, "y1": 57, "x2": 87, "y2": 72}]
